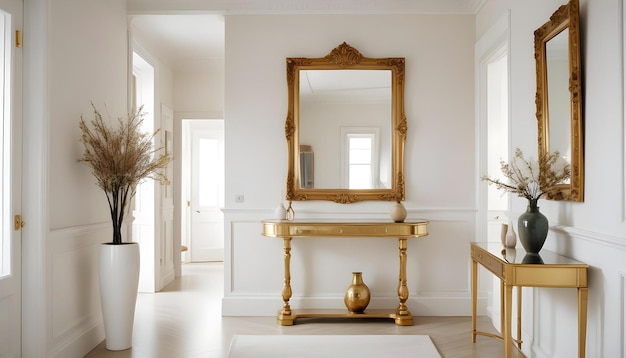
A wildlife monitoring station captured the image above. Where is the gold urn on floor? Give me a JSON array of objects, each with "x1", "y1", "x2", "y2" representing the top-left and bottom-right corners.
[{"x1": 344, "y1": 272, "x2": 371, "y2": 313}]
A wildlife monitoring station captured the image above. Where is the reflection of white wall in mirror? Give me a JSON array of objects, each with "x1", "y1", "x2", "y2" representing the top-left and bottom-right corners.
[
  {"x1": 299, "y1": 69, "x2": 392, "y2": 189},
  {"x1": 546, "y1": 30, "x2": 571, "y2": 184},
  {"x1": 300, "y1": 102, "x2": 391, "y2": 188},
  {"x1": 300, "y1": 70, "x2": 391, "y2": 102}
]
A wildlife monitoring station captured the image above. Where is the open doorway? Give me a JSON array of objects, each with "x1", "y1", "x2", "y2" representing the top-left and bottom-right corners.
[
  {"x1": 132, "y1": 50, "x2": 158, "y2": 293},
  {"x1": 476, "y1": 13, "x2": 511, "y2": 337},
  {"x1": 181, "y1": 119, "x2": 224, "y2": 262},
  {"x1": 476, "y1": 14, "x2": 511, "y2": 241},
  {"x1": 132, "y1": 50, "x2": 176, "y2": 292},
  {"x1": 128, "y1": 13, "x2": 225, "y2": 277}
]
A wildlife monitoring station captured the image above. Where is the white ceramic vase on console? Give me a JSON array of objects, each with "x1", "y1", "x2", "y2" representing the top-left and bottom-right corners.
[
  {"x1": 274, "y1": 202, "x2": 287, "y2": 220},
  {"x1": 390, "y1": 201, "x2": 407, "y2": 222},
  {"x1": 500, "y1": 221, "x2": 517, "y2": 248}
]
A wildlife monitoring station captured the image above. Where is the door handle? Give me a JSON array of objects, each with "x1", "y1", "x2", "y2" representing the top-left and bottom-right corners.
[
  {"x1": 196, "y1": 210, "x2": 200, "y2": 213},
  {"x1": 14, "y1": 215, "x2": 25, "y2": 230}
]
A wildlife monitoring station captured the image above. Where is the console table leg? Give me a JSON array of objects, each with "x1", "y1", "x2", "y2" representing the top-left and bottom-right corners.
[
  {"x1": 395, "y1": 238, "x2": 413, "y2": 326},
  {"x1": 278, "y1": 237, "x2": 293, "y2": 325}
]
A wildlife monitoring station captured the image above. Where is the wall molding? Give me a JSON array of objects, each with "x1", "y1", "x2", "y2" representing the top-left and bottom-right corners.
[
  {"x1": 619, "y1": 271, "x2": 626, "y2": 358},
  {"x1": 223, "y1": 211, "x2": 480, "y2": 317},
  {"x1": 128, "y1": 0, "x2": 488, "y2": 15},
  {"x1": 48, "y1": 223, "x2": 111, "y2": 357},
  {"x1": 552, "y1": 225, "x2": 626, "y2": 251},
  {"x1": 221, "y1": 207, "x2": 477, "y2": 216}
]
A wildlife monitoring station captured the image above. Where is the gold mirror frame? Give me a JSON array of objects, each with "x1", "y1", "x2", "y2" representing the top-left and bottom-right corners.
[
  {"x1": 285, "y1": 42, "x2": 406, "y2": 203},
  {"x1": 534, "y1": 0, "x2": 584, "y2": 201}
]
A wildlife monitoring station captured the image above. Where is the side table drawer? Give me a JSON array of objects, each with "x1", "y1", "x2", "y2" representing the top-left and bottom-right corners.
[{"x1": 472, "y1": 245, "x2": 504, "y2": 278}]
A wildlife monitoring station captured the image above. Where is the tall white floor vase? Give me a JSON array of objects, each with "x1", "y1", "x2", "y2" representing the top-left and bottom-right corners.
[{"x1": 99, "y1": 242, "x2": 140, "y2": 350}]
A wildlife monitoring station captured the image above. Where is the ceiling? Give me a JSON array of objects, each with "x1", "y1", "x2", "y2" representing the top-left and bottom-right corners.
[
  {"x1": 128, "y1": 0, "x2": 485, "y2": 71},
  {"x1": 130, "y1": 14, "x2": 225, "y2": 70}
]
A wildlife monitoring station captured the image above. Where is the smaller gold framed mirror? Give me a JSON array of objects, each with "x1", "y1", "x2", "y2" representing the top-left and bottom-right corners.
[
  {"x1": 534, "y1": 0, "x2": 584, "y2": 201},
  {"x1": 284, "y1": 43, "x2": 406, "y2": 203}
]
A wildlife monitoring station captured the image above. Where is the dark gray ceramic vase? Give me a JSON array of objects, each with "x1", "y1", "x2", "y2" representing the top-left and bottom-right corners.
[{"x1": 517, "y1": 199, "x2": 549, "y2": 255}]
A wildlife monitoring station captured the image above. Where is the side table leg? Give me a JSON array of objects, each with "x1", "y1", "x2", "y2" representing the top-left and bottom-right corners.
[
  {"x1": 503, "y1": 284, "x2": 513, "y2": 358},
  {"x1": 395, "y1": 238, "x2": 413, "y2": 326},
  {"x1": 578, "y1": 287, "x2": 588, "y2": 358},
  {"x1": 500, "y1": 280, "x2": 505, "y2": 335},
  {"x1": 277, "y1": 237, "x2": 294, "y2": 326},
  {"x1": 471, "y1": 258, "x2": 478, "y2": 343},
  {"x1": 516, "y1": 286, "x2": 522, "y2": 349}
]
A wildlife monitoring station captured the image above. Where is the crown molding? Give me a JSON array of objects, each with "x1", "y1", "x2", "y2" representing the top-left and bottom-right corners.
[{"x1": 128, "y1": 0, "x2": 487, "y2": 15}]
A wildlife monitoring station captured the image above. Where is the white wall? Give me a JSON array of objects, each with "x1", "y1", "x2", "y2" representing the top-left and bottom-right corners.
[
  {"x1": 222, "y1": 14, "x2": 480, "y2": 316},
  {"x1": 49, "y1": 0, "x2": 128, "y2": 230},
  {"x1": 23, "y1": 0, "x2": 130, "y2": 356},
  {"x1": 174, "y1": 59, "x2": 224, "y2": 119},
  {"x1": 477, "y1": 0, "x2": 626, "y2": 356}
]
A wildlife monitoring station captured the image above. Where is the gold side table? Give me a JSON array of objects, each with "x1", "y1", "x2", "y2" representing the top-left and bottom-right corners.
[
  {"x1": 262, "y1": 219, "x2": 429, "y2": 326},
  {"x1": 471, "y1": 242, "x2": 588, "y2": 358}
]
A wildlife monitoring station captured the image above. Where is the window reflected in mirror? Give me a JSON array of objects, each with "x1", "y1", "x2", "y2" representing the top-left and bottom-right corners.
[{"x1": 343, "y1": 129, "x2": 382, "y2": 189}]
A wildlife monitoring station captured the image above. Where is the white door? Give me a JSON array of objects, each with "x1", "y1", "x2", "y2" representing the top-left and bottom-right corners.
[
  {"x1": 189, "y1": 121, "x2": 224, "y2": 262},
  {"x1": 131, "y1": 50, "x2": 158, "y2": 292},
  {"x1": 0, "y1": 1, "x2": 22, "y2": 356}
]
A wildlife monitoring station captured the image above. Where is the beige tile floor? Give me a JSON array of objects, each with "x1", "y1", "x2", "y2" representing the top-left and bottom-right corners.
[{"x1": 85, "y1": 262, "x2": 520, "y2": 358}]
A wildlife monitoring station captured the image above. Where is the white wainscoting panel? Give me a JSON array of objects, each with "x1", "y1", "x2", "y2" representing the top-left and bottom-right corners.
[
  {"x1": 525, "y1": 226, "x2": 626, "y2": 358},
  {"x1": 48, "y1": 223, "x2": 109, "y2": 358},
  {"x1": 222, "y1": 208, "x2": 483, "y2": 316},
  {"x1": 0, "y1": 293, "x2": 16, "y2": 357}
]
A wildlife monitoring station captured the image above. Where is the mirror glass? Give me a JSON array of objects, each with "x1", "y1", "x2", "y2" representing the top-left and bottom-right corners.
[
  {"x1": 285, "y1": 43, "x2": 406, "y2": 203},
  {"x1": 299, "y1": 69, "x2": 392, "y2": 189},
  {"x1": 545, "y1": 30, "x2": 571, "y2": 184},
  {"x1": 535, "y1": 0, "x2": 583, "y2": 201}
]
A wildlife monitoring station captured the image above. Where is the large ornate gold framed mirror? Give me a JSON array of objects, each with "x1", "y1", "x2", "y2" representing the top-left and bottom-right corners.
[
  {"x1": 285, "y1": 42, "x2": 406, "y2": 203},
  {"x1": 534, "y1": 0, "x2": 584, "y2": 201}
]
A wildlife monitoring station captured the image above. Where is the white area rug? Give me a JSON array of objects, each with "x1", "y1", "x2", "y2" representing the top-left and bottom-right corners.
[{"x1": 228, "y1": 334, "x2": 441, "y2": 358}]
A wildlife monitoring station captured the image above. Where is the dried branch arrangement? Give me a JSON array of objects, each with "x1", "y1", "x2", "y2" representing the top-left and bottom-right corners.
[
  {"x1": 481, "y1": 148, "x2": 570, "y2": 201},
  {"x1": 79, "y1": 104, "x2": 172, "y2": 244}
]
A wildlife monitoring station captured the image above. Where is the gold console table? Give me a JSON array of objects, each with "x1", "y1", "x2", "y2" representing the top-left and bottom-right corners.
[
  {"x1": 471, "y1": 242, "x2": 588, "y2": 358},
  {"x1": 262, "y1": 219, "x2": 429, "y2": 326}
]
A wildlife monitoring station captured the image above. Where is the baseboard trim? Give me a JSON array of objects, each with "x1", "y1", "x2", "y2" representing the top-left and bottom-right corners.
[{"x1": 51, "y1": 321, "x2": 104, "y2": 358}]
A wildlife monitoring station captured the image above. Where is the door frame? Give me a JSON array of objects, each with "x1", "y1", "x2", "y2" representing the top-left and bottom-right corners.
[
  {"x1": 476, "y1": 12, "x2": 511, "y2": 241},
  {"x1": 21, "y1": 0, "x2": 47, "y2": 355},
  {"x1": 0, "y1": 1, "x2": 22, "y2": 356}
]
